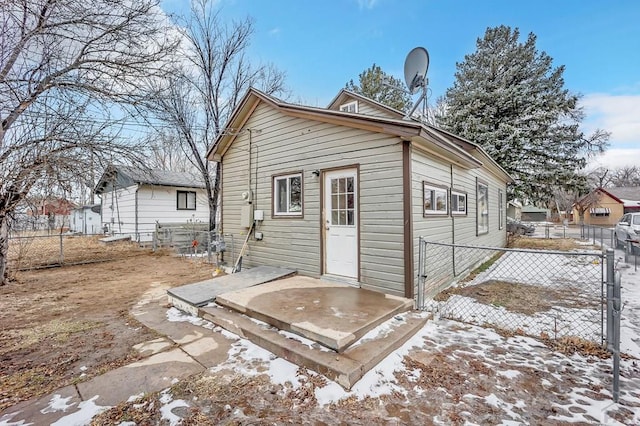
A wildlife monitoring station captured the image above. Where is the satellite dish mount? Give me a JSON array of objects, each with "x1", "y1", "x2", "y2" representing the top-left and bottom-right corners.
[{"x1": 403, "y1": 47, "x2": 430, "y2": 120}]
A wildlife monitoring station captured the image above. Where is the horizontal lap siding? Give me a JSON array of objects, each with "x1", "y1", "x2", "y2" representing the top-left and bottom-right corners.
[
  {"x1": 137, "y1": 186, "x2": 210, "y2": 235},
  {"x1": 411, "y1": 149, "x2": 508, "y2": 297},
  {"x1": 221, "y1": 102, "x2": 406, "y2": 295},
  {"x1": 101, "y1": 186, "x2": 136, "y2": 234},
  {"x1": 356, "y1": 102, "x2": 399, "y2": 119}
]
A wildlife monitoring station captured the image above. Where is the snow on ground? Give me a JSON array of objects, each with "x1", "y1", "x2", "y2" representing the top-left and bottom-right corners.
[{"x1": 617, "y1": 248, "x2": 640, "y2": 357}]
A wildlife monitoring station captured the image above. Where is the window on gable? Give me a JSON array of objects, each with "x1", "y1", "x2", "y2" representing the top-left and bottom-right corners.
[
  {"x1": 477, "y1": 180, "x2": 489, "y2": 235},
  {"x1": 339, "y1": 101, "x2": 358, "y2": 113},
  {"x1": 451, "y1": 191, "x2": 467, "y2": 215},
  {"x1": 273, "y1": 173, "x2": 303, "y2": 216},
  {"x1": 177, "y1": 191, "x2": 196, "y2": 210},
  {"x1": 424, "y1": 182, "x2": 448, "y2": 215}
]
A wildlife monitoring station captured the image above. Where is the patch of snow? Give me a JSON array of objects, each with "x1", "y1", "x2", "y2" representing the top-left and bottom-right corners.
[
  {"x1": 40, "y1": 394, "x2": 76, "y2": 414},
  {"x1": 50, "y1": 396, "x2": 110, "y2": 426},
  {"x1": 158, "y1": 390, "x2": 188, "y2": 426},
  {"x1": 0, "y1": 412, "x2": 33, "y2": 426},
  {"x1": 126, "y1": 393, "x2": 144, "y2": 403},
  {"x1": 497, "y1": 370, "x2": 521, "y2": 379}
]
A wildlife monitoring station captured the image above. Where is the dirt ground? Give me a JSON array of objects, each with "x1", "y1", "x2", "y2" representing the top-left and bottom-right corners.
[{"x1": 0, "y1": 247, "x2": 214, "y2": 412}]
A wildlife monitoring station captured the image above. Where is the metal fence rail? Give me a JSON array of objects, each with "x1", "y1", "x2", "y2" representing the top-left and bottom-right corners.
[
  {"x1": 7, "y1": 233, "x2": 144, "y2": 271},
  {"x1": 418, "y1": 239, "x2": 606, "y2": 344}
]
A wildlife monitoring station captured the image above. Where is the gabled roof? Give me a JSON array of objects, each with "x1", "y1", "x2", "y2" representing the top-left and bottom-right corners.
[
  {"x1": 95, "y1": 165, "x2": 205, "y2": 195},
  {"x1": 327, "y1": 89, "x2": 405, "y2": 118},
  {"x1": 207, "y1": 88, "x2": 513, "y2": 183},
  {"x1": 575, "y1": 187, "x2": 623, "y2": 206},
  {"x1": 606, "y1": 186, "x2": 640, "y2": 202}
]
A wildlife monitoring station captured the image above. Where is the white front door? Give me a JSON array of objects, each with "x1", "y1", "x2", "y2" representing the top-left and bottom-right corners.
[{"x1": 324, "y1": 168, "x2": 358, "y2": 278}]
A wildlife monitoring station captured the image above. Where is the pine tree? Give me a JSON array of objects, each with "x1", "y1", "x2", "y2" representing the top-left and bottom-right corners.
[
  {"x1": 439, "y1": 25, "x2": 608, "y2": 204},
  {"x1": 346, "y1": 64, "x2": 411, "y2": 112}
]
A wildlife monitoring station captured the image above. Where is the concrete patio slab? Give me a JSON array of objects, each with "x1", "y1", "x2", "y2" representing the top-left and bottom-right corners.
[
  {"x1": 0, "y1": 385, "x2": 80, "y2": 426},
  {"x1": 215, "y1": 276, "x2": 414, "y2": 352},
  {"x1": 167, "y1": 265, "x2": 296, "y2": 315},
  {"x1": 76, "y1": 348, "x2": 204, "y2": 407}
]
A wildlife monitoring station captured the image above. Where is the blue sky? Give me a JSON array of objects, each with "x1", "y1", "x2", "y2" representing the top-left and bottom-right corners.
[{"x1": 161, "y1": 0, "x2": 640, "y2": 169}]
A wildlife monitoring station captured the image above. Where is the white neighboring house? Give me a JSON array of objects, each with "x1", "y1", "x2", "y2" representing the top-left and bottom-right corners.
[
  {"x1": 70, "y1": 204, "x2": 102, "y2": 234},
  {"x1": 94, "y1": 165, "x2": 210, "y2": 242}
]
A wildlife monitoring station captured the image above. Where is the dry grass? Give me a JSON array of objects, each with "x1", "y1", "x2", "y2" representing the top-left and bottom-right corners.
[
  {"x1": 434, "y1": 280, "x2": 597, "y2": 313},
  {"x1": 540, "y1": 335, "x2": 610, "y2": 359},
  {"x1": 508, "y1": 237, "x2": 597, "y2": 251},
  {"x1": 7, "y1": 235, "x2": 146, "y2": 270},
  {"x1": 0, "y1": 319, "x2": 102, "y2": 355}
]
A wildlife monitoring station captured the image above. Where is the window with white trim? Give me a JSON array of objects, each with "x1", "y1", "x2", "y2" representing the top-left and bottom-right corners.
[
  {"x1": 339, "y1": 101, "x2": 358, "y2": 113},
  {"x1": 424, "y1": 182, "x2": 448, "y2": 215},
  {"x1": 477, "y1": 180, "x2": 489, "y2": 235},
  {"x1": 273, "y1": 173, "x2": 303, "y2": 216},
  {"x1": 451, "y1": 191, "x2": 467, "y2": 215},
  {"x1": 177, "y1": 191, "x2": 196, "y2": 210}
]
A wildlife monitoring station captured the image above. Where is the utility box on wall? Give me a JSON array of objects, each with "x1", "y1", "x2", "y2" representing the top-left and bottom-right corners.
[{"x1": 240, "y1": 204, "x2": 254, "y2": 228}]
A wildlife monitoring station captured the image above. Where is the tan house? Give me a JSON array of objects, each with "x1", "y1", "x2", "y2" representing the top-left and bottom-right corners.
[
  {"x1": 207, "y1": 88, "x2": 513, "y2": 300},
  {"x1": 572, "y1": 188, "x2": 625, "y2": 226}
]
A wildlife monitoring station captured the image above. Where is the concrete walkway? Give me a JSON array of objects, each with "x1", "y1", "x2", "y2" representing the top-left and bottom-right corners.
[{"x1": 0, "y1": 282, "x2": 235, "y2": 425}]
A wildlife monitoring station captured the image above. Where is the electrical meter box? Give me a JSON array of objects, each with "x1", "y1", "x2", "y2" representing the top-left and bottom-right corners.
[{"x1": 240, "y1": 205, "x2": 254, "y2": 228}]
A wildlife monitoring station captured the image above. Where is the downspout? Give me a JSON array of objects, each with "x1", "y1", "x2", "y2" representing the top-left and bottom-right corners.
[
  {"x1": 450, "y1": 165, "x2": 456, "y2": 276},
  {"x1": 134, "y1": 186, "x2": 139, "y2": 242},
  {"x1": 248, "y1": 130, "x2": 252, "y2": 196}
]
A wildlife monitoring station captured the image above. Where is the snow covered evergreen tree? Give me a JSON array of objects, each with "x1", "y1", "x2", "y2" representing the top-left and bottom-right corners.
[
  {"x1": 439, "y1": 25, "x2": 609, "y2": 204},
  {"x1": 346, "y1": 64, "x2": 411, "y2": 112}
]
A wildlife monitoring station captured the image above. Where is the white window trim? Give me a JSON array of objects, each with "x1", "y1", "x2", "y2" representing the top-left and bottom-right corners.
[
  {"x1": 339, "y1": 100, "x2": 358, "y2": 113},
  {"x1": 273, "y1": 172, "x2": 303, "y2": 216},
  {"x1": 177, "y1": 190, "x2": 196, "y2": 211},
  {"x1": 423, "y1": 182, "x2": 448, "y2": 215},
  {"x1": 451, "y1": 190, "x2": 467, "y2": 215}
]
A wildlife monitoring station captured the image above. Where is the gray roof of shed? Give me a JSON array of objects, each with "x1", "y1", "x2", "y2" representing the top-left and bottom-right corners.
[{"x1": 95, "y1": 165, "x2": 205, "y2": 195}]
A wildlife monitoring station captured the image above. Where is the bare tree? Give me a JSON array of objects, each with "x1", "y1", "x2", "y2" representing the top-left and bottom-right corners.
[
  {"x1": 0, "y1": 0, "x2": 177, "y2": 284},
  {"x1": 587, "y1": 167, "x2": 612, "y2": 188},
  {"x1": 573, "y1": 190, "x2": 602, "y2": 225},
  {"x1": 610, "y1": 166, "x2": 640, "y2": 187},
  {"x1": 142, "y1": 0, "x2": 287, "y2": 230}
]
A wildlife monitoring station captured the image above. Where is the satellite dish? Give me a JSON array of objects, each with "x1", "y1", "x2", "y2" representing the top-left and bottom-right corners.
[{"x1": 403, "y1": 47, "x2": 429, "y2": 94}]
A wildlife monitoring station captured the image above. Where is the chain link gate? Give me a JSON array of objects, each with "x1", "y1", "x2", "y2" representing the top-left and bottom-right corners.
[{"x1": 417, "y1": 239, "x2": 622, "y2": 401}]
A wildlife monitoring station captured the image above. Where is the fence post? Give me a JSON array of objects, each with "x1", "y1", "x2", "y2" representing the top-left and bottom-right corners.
[
  {"x1": 417, "y1": 237, "x2": 425, "y2": 310},
  {"x1": 59, "y1": 233, "x2": 64, "y2": 265},
  {"x1": 600, "y1": 227, "x2": 603, "y2": 247},
  {"x1": 606, "y1": 248, "x2": 614, "y2": 349},
  {"x1": 612, "y1": 271, "x2": 621, "y2": 403}
]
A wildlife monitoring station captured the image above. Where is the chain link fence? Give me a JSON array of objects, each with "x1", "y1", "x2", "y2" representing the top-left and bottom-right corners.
[
  {"x1": 7, "y1": 233, "x2": 145, "y2": 271},
  {"x1": 418, "y1": 239, "x2": 607, "y2": 344},
  {"x1": 532, "y1": 223, "x2": 615, "y2": 247}
]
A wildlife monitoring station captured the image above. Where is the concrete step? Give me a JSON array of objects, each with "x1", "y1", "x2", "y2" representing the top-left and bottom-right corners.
[
  {"x1": 199, "y1": 305, "x2": 429, "y2": 390},
  {"x1": 214, "y1": 277, "x2": 415, "y2": 352}
]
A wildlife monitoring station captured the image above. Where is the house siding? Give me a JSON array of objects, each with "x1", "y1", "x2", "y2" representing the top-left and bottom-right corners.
[
  {"x1": 100, "y1": 184, "x2": 209, "y2": 242},
  {"x1": 221, "y1": 102, "x2": 406, "y2": 295},
  {"x1": 355, "y1": 102, "x2": 400, "y2": 119},
  {"x1": 137, "y1": 185, "x2": 210, "y2": 240},
  {"x1": 411, "y1": 148, "x2": 508, "y2": 297},
  {"x1": 573, "y1": 193, "x2": 624, "y2": 226}
]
